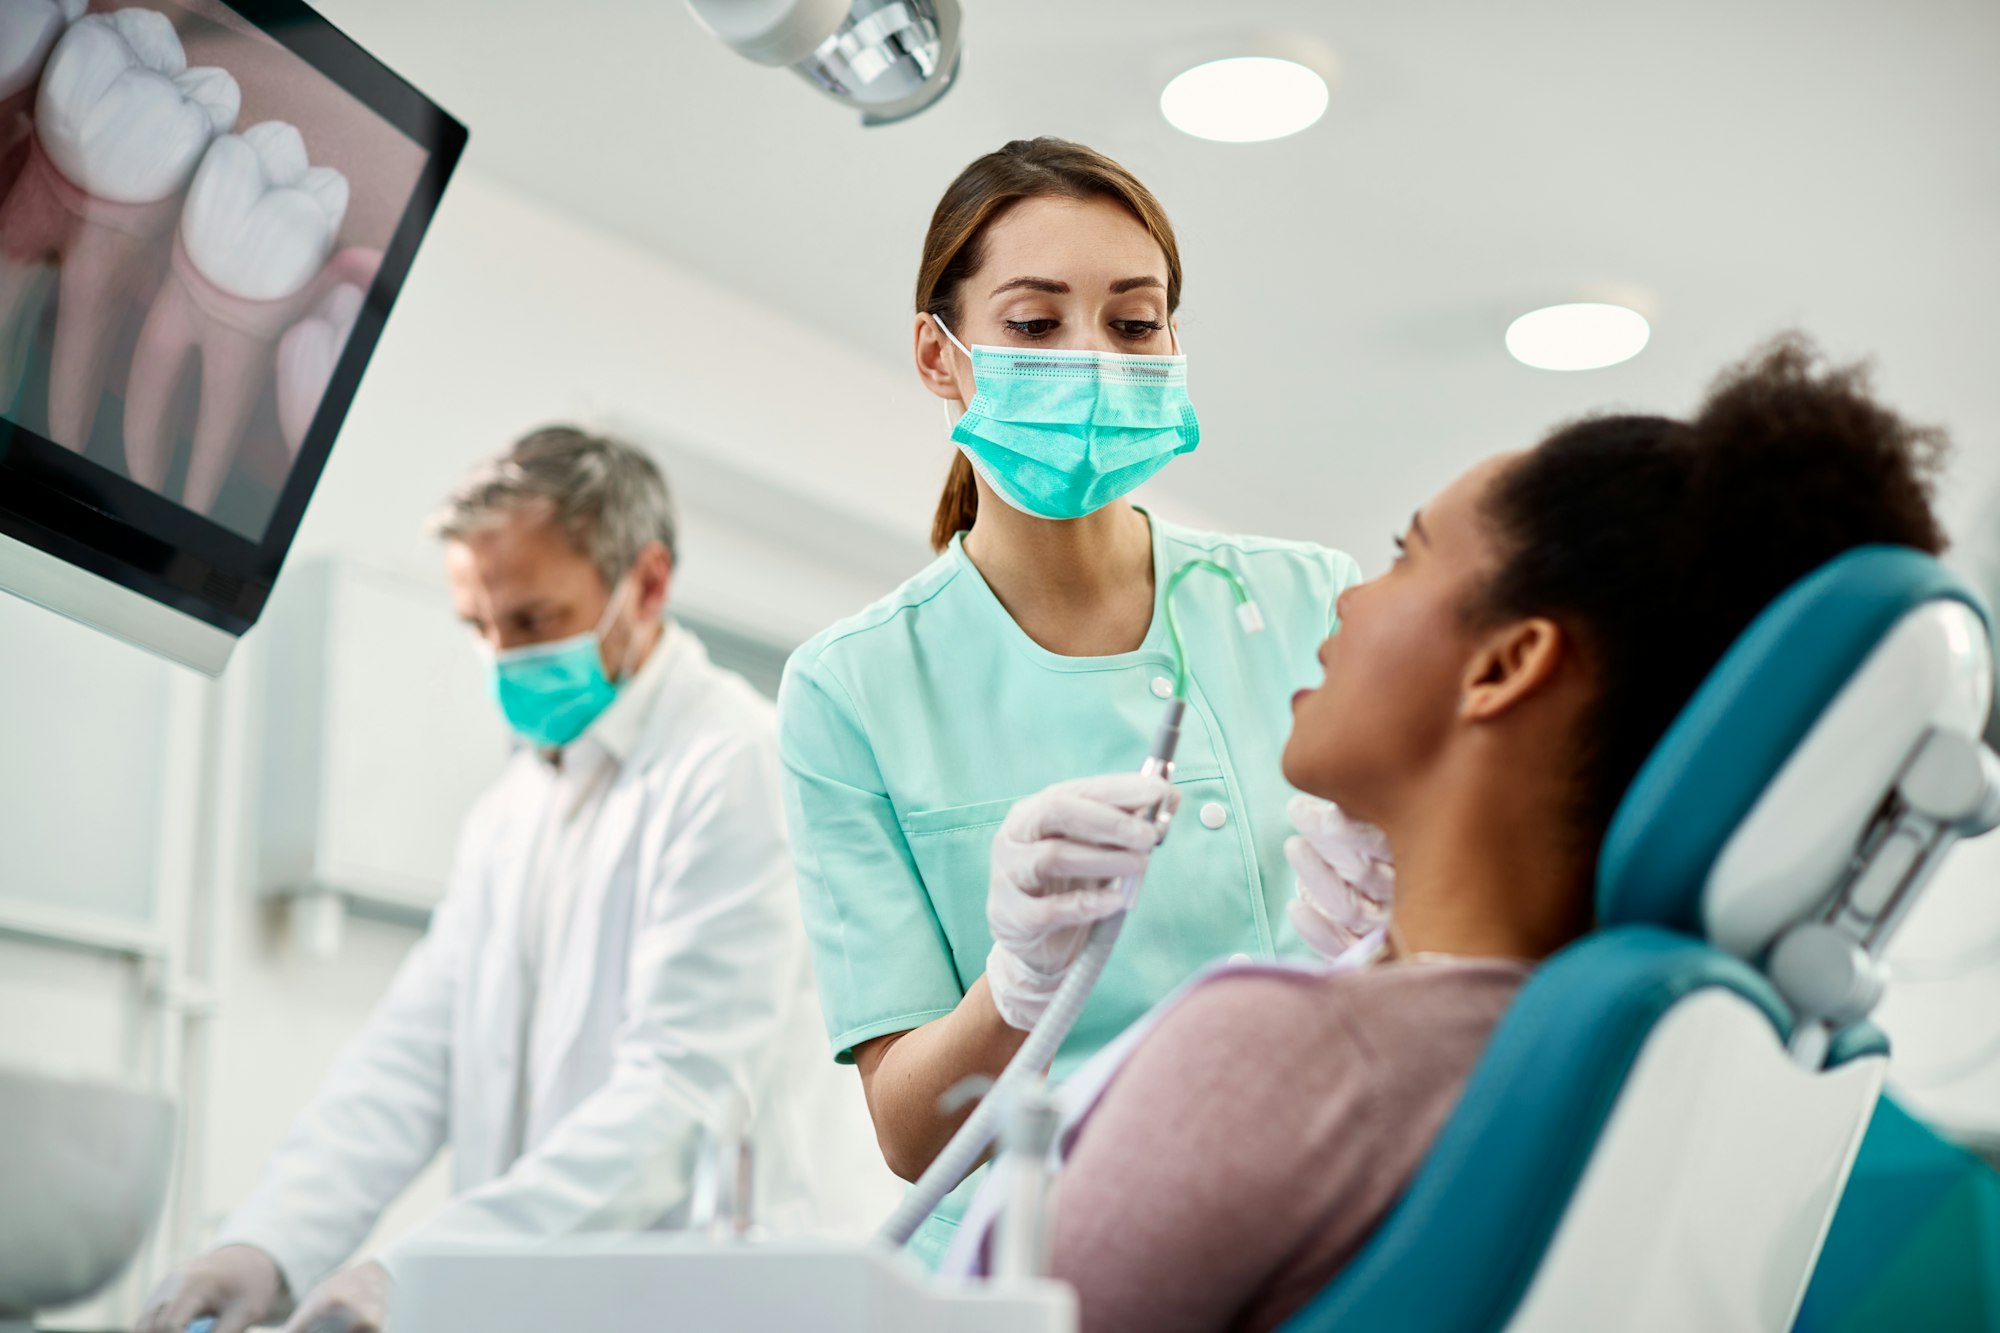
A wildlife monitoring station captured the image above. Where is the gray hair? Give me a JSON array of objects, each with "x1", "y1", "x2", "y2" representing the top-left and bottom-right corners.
[{"x1": 430, "y1": 426, "x2": 678, "y2": 586}]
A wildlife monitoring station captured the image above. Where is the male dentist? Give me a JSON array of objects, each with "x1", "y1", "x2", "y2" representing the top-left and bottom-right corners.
[{"x1": 141, "y1": 427, "x2": 837, "y2": 1333}]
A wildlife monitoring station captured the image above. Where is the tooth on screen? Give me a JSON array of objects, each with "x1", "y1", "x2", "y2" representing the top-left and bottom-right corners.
[
  {"x1": 35, "y1": 10, "x2": 240, "y2": 204},
  {"x1": 278, "y1": 282, "x2": 365, "y2": 448},
  {"x1": 182, "y1": 121, "x2": 349, "y2": 302}
]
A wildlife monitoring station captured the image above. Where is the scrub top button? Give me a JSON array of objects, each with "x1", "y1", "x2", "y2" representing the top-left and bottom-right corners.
[
  {"x1": 1151, "y1": 675, "x2": 1173, "y2": 699},
  {"x1": 1200, "y1": 802, "x2": 1228, "y2": 829}
]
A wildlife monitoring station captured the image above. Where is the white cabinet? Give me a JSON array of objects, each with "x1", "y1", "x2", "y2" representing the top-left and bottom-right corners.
[{"x1": 257, "y1": 559, "x2": 510, "y2": 924}]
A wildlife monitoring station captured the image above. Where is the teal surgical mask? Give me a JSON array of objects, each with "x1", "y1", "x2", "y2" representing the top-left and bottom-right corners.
[
  {"x1": 934, "y1": 315, "x2": 1200, "y2": 521},
  {"x1": 482, "y1": 577, "x2": 635, "y2": 749}
]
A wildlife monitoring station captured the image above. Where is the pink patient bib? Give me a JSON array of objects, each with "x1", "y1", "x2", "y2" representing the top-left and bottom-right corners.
[{"x1": 940, "y1": 929, "x2": 1387, "y2": 1278}]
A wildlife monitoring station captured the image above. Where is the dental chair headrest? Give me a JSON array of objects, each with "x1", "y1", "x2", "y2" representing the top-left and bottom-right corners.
[{"x1": 1597, "y1": 545, "x2": 1991, "y2": 957}]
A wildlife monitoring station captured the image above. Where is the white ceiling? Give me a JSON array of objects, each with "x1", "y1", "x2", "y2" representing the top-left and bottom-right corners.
[{"x1": 315, "y1": 0, "x2": 2000, "y2": 571}]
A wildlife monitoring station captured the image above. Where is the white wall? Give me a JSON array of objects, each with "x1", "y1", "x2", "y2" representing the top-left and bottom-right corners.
[
  {"x1": 286, "y1": 169, "x2": 942, "y2": 607},
  {"x1": 1, "y1": 165, "x2": 931, "y2": 1326}
]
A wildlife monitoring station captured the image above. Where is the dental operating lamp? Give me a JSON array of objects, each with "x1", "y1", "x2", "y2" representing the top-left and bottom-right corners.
[{"x1": 684, "y1": 0, "x2": 963, "y2": 126}]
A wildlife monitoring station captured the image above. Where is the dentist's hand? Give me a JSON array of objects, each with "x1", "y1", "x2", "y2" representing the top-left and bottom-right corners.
[
  {"x1": 281, "y1": 1259, "x2": 390, "y2": 1333},
  {"x1": 1284, "y1": 793, "x2": 1394, "y2": 960},
  {"x1": 136, "y1": 1243, "x2": 287, "y2": 1333},
  {"x1": 986, "y1": 773, "x2": 1179, "y2": 1030}
]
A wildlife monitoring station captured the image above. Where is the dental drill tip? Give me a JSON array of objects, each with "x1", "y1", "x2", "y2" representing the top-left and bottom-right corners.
[{"x1": 1237, "y1": 601, "x2": 1266, "y2": 634}]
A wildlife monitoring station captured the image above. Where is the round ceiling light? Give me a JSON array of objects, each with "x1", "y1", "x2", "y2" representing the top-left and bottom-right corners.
[
  {"x1": 1504, "y1": 303, "x2": 1651, "y2": 371},
  {"x1": 1160, "y1": 56, "x2": 1329, "y2": 143}
]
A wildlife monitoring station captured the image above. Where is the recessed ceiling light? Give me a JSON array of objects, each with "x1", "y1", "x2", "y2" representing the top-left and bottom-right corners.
[
  {"x1": 1505, "y1": 303, "x2": 1651, "y2": 371},
  {"x1": 1160, "y1": 56, "x2": 1329, "y2": 143}
]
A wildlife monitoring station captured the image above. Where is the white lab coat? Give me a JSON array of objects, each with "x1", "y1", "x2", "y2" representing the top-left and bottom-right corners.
[{"x1": 216, "y1": 626, "x2": 885, "y2": 1295}]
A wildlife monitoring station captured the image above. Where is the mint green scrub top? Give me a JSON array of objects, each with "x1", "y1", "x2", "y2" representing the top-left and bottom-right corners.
[{"x1": 776, "y1": 513, "x2": 1363, "y2": 1266}]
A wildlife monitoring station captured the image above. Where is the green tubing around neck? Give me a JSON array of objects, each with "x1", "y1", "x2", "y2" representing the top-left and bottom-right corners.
[{"x1": 1163, "y1": 558, "x2": 1255, "y2": 698}]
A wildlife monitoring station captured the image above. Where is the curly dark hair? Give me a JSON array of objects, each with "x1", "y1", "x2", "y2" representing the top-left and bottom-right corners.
[{"x1": 1476, "y1": 334, "x2": 1950, "y2": 840}]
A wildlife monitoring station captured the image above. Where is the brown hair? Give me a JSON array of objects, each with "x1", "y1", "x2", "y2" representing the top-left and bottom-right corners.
[{"x1": 916, "y1": 138, "x2": 1184, "y2": 551}]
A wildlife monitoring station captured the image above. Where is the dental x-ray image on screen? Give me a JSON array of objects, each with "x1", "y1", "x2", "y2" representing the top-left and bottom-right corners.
[
  {"x1": 0, "y1": 0, "x2": 462, "y2": 671},
  {"x1": 2, "y1": 0, "x2": 424, "y2": 535}
]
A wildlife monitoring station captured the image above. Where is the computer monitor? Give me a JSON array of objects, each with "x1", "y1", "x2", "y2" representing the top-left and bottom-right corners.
[{"x1": 0, "y1": 0, "x2": 465, "y2": 673}]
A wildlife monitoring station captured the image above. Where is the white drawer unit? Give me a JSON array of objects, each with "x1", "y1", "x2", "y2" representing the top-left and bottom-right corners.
[{"x1": 257, "y1": 558, "x2": 511, "y2": 931}]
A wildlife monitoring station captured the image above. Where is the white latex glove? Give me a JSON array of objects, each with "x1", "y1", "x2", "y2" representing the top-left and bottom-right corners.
[
  {"x1": 136, "y1": 1244, "x2": 287, "y2": 1333},
  {"x1": 281, "y1": 1260, "x2": 390, "y2": 1333},
  {"x1": 1284, "y1": 793, "x2": 1395, "y2": 961},
  {"x1": 986, "y1": 772, "x2": 1180, "y2": 1031}
]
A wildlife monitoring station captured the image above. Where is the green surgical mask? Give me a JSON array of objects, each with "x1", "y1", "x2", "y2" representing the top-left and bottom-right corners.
[
  {"x1": 934, "y1": 315, "x2": 1200, "y2": 520},
  {"x1": 483, "y1": 577, "x2": 632, "y2": 749}
]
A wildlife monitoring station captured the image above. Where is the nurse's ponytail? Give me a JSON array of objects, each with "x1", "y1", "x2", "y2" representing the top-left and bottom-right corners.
[
  {"x1": 917, "y1": 138, "x2": 1184, "y2": 552},
  {"x1": 932, "y1": 454, "x2": 981, "y2": 553}
]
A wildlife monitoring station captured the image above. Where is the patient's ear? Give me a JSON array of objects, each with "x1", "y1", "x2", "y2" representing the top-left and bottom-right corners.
[{"x1": 1460, "y1": 617, "x2": 1567, "y2": 721}]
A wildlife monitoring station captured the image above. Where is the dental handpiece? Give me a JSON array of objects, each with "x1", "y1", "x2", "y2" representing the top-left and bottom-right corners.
[{"x1": 1125, "y1": 700, "x2": 1184, "y2": 901}]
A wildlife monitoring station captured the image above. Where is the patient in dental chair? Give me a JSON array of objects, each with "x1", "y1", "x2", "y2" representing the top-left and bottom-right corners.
[{"x1": 1042, "y1": 336, "x2": 1950, "y2": 1333}]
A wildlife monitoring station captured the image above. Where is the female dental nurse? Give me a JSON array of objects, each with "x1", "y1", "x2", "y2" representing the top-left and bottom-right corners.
[{"x1": 776, "y1": 137, "x2": 1370, "y2": 1264}]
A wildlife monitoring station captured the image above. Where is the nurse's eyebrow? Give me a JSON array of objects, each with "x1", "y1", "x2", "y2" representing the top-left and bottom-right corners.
[
  {"x1": 1109, "y1": 276, "x2": 1165, "y2": 294},
  {"x1": 1410, "y1": 511, "x2": 1431, "y2": 545},
  {"x1": 991, "y1": 276, "x2": 1069, "y2": 297}
]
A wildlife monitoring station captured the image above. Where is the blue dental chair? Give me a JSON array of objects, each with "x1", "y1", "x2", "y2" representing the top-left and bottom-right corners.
[{"x1": 1282, "y1": 546, "x2": 2000, "y2": 1333}]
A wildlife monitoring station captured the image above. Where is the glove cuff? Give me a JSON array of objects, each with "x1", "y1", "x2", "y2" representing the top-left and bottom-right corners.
[{"x1": 984, "y1": 943, "x2": 1066, "y2": 1031}]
